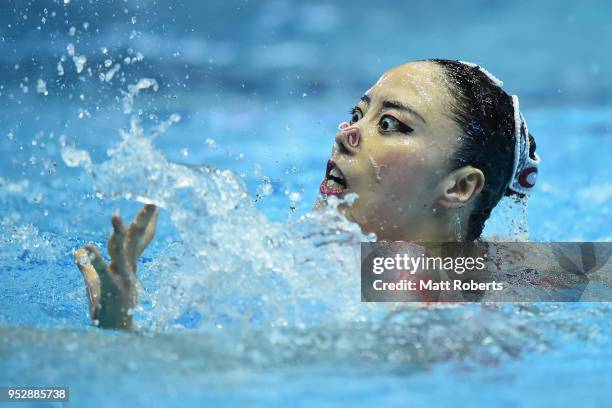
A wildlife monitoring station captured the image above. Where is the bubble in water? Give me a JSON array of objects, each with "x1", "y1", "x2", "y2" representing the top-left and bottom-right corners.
[
  {"x1": 66, "y1": 43, "x2": 75, "y2": 57},
  {"x1": 180, "y1": 148, "x2": 189, "y2": 157},
  {"x1": 57, "y1": 61, "x2": 64, "y2": 76},
  {"x1": 7, "y1": 131, "x2": 14, "y2": 141},
  {"x1": 68, "y1": 26, "x2": 76, "y2": 36},
  {"x1": 63, "y1": 0, "x2": 70, "y2": 4}
]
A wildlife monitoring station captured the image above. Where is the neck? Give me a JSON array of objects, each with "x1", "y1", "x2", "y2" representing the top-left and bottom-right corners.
[{"x1": 398, "y1": 207, "x2": 471, "y2": 243}]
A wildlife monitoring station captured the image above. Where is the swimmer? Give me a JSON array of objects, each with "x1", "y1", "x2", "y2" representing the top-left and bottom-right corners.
[{"x1": 74, "y1": 59, "x2": 540, "y2": 329}]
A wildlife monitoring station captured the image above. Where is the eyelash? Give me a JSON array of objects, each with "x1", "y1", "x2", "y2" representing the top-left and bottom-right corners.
[
  {"x1": 348, "y1": 108, "x2": 414, "y2": 134},
  {"x1": 348, "y1": 107, "x2": 362, "y2": 124},
  {"x1": 379, "y1": 114, "x2": 413, "y2": 134}
]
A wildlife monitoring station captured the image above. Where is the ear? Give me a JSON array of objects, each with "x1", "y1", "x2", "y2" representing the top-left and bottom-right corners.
[{"x1": 437, "y1": 166, "x2": 485, "y2": 209}]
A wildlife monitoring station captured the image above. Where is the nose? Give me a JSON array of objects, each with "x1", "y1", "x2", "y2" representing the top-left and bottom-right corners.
[{"x1": 335, "y1": 123, "x2": 361, "y2": 154}]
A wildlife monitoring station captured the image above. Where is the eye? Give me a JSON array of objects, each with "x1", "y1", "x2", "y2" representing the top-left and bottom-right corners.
[
  {"x1": 349, "y1": 107, "x2": 363, "y2": 125},
  {"x1": 379, "y1": 115, "x2": 413, "y2": 134}
]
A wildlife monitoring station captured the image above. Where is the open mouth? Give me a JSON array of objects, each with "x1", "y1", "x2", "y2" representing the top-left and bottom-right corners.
[{"x1": 320, "y1": 160, "x2": 348, "y2": 196}]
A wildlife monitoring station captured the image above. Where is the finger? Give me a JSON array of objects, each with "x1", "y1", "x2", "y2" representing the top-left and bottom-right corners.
[
  {"x1": 108, "y1": 213, "x2": 130, "y2": 274},
  {"x1": 126, "y1": 205, "x2": 159, "y2": 270},
  {"x1": 86, "y1": 242, "x2": 126, "y2": 299},
  {"x1": 130, "y1": 204, "x2": 158, "y2": 236},
  {"x1": 140, "y1": 205, "x2": 159, "y2": 251},
  {"x1": 84, "y1": 243, "x2": 117, "y2": 316},
  {"x1": 85, "y1": 243, "x2": 109, "y2": 274},
  {"x1": 74, "y1": 248, "x2": 101, "y2": 318}
]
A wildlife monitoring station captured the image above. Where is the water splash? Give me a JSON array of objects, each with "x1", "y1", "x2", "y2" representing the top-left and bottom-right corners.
[
  {"x1": 483, "y1": 195, "x2": 531, "y2": 241},
  {"x1": 122, "y1": 78, "x2": 158, "y2": 114},
  {"x1": 53, "y1": 79, "x2": 597, "y2": 382},
  {"x1": 64, "y1": 79, "x2": 376, "y2": 330}
]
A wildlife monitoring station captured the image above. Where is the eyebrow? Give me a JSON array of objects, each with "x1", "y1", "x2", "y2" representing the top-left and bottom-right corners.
[
  {"x1": 382, "y1": 100, "x2": 427, "y2": 124},
  {"x1": 358, "y1": 95, "x2": 426, "y2": 125}
]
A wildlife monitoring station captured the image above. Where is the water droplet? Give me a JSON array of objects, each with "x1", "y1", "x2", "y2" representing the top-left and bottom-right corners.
[
  {"x1": 205, "y1": 138, "x2": 216, "y2": 149},
  {"x1": 73, "y1": 55, "x2": 87, "y2": 74},
  {"x1": 262, "y1": 183, "x2": 273, "y2": 196},
  {"x1": 103, "y1": 64, "x2": 121, "y2": 82},
  {"x1": 61, "y1": 144, "x2": 92, "y2": 168},
  {"x1": 36, "y1": 79, "x2": 48, "y2": 95}
]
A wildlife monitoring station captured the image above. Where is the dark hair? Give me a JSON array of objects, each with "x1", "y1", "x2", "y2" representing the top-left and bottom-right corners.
[{"x1": 427, "y1": 59, "x2": 537, "y2": 241}]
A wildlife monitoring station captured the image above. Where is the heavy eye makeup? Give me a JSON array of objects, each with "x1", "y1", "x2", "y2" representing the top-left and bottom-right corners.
[
  {"x1": 378, "y1": 114, "x2": 413, "y2": 134},
  {"x1": 348, "y1": 105, "x2": 414, "y2": 134},
  {"x1": 349, "y1": 107, "x2": 363, "y2": 124}
]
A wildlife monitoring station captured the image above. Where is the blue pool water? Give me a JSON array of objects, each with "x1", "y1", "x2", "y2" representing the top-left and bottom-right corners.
[{"x1": 1, "y1": 1, "x2": 611, "y2": 407}]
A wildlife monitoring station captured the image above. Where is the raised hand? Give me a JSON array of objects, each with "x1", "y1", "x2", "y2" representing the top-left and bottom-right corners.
[{"x1": 74, "y1": 204, "x2": 159, "y2": 330}]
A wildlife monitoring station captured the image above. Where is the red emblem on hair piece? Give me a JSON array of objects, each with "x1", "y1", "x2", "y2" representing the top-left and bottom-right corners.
[{"x1": 518, "y1": 167, "x2": 537, "y2": 188}]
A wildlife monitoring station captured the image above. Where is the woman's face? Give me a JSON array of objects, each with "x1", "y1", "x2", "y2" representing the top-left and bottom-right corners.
[{"x1": 320, "y1": 61, "x2": 463, "y2": 240}]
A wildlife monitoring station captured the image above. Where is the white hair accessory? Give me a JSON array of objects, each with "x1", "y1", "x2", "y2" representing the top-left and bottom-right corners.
[
  {"x1": 508, "y1": 95, "x2": 540, "y2": 195},
  {"x1": 458, "y1": 60, "x2": 504, "y2": 87},
  {"x1": 458, "y1": 61, "x2": 540, "y2": 195}
]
